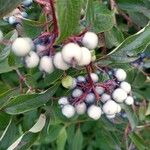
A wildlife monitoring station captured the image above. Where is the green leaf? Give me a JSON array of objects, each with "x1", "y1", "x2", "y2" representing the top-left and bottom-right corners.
[
  {"x1": 44, "y1": 70, "x2": 63, "y2": 86},
  {"x1": 22, "y1": 19, "x2": 43, "y2": 38},
  {"x1": 55, "y1": 0, "x2": 82, "y2": 43},
  {"x1": 109, "y1": 22, "x2": 150, "y2": 62},
  {"x1": 72, "y1": 128, "x2": 83, "y2": 150},
  {"x1": 86, "y1": 1, "x2": 114, "y2": 33},
  {"x1": 129, "y1": 132, "x2": 147, "y2": 150},
  {"x1": 0, "y1": 112, "x2": 10, "y2": 130},
  {"x1": 56, "y1": 127, "x2": 67, "y2": 150},
  {"x1": 129, "y1": 12, "x2": 149, "y2": 27},
  {"x1": 0, "y1": 119, "x2": 19, "y2": 150},
  {"x1": 4, "y1": 83, "x2": 60, "y2": 115},
  {"x1": 0, "y1": 58, "x2": 22, "y2": 74},
  {"x1": 105, "y1": 26, "x2": 124, "y2": 49},
  {"x1": 47, "y1": 125, "x2": 63, "y2": 142},
  {"x1": 7, "y1": 114, "x2": 46, "y2": 150},
  {"x1": 120, "y1": 104, "x2": 138, "y2": 130},
  {"x1": 0, "y1": 88, "x2": 20, "y2": 110},
  {"x1": 0, "y1": 0, "x2": 23, "y2": 18},
  {"x1": 118, "y1": 0, "x2": 150, "y2": 19}
]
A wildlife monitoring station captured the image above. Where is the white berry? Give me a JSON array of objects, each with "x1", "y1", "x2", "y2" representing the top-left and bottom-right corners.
[
  {"x1": 75, "y1": 102, "x2": 86, "y2": 115},
  {"x1": 58, "y1": 97, "x2": 69, "y2": 106},
  {"x1": 85, "y1": 93, "x2": 95, "y2": 104},
  {"x1": 90, "y1": 73, "x2": 99, "y2": 82},
  {"x1": 39, "y1": 56, "x2": 54, "y2": 73},
  {"x1": 61, "y1": 43, "x2": 82, "y2": 65},
  {"x1": 87, "y1": 105, "x2": 102, "y2": 120},
  {"x1": 25, "y1": 51, "x2": 39, "y2": 68},
  {"x1": 8, "y1": 16, "x2": 17, "y2": 24},
  {"x1": 53, "y1": 52, "x2": 70, "y2": 70},
  {"x1": 117, "y1": 104, "x2": 121, "y2": 113},
  {"x1": 112, "y1": 88, "x2": 127, "y2": 103},
  {"x1": 125, "y1": 96, "x2": 134, "y2": 105},
  {"x1": 0, "y1": 30, "x2": 3, "y2": 42},
  {"x1": 23, "y1": 0, "x2": 33, "y2": 6},
  {"x1": 82, "y1": 32, "x2": 98, "y2": 50},
  {"x1": 77, "y1": 76, "x2": 86, "y2": 82},
  {"x1": 21, "y1": 12, "x2": 28, "y2": 18},
  {"x1": 72, "y1": 88, "x2": 83, "y2": 98},
  {"x1": 78, "y1": 47, "x2": 92, "y2": 66},
  {"x1": 101, "y1": 93, "x2": 111, "y2": 103},
  {"x1": 95, "y1": 86, "x2": 105, "y2": 95},
  {"x1": 103, "y1": 100, "x2": 118, "y2": 115},
  {"x1": 62, "y1": 104, "x2": 75, "y2": 118},
  {"x1": 12, "y1": 37, "x2": 34, "y2": 56},
  {"x1": 120, "y1": 81, "x2": 131, "y2": 93},
  {"x1": 114, "y1": 69, "x2": 127, "y2": 81}
]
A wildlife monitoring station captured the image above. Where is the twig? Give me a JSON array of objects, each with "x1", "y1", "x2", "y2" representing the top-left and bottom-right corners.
[
  {"x1": 110, "y1": 0, "x2": 117, "y2": 25},
  {"x1": 15, "y1": 69, "x2": 32, "y2": 92}
]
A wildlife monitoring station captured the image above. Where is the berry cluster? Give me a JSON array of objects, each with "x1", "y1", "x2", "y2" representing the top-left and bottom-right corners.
[
  {"x1": 3, "y1": 0, "x2": 32, "y2": 25},
  {"x1": 58, "y1": 68, "x2": 134, "y2": 120},
  {"x1": 11, "y1": 32, "x2": 98, "y2": 74}
]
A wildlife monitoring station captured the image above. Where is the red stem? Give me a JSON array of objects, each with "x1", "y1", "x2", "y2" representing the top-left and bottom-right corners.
[
  {"x1": 85, "y1": 65, "x2": 93, "y2": 86},
  {"x1": 49, "y1": 0, "x2": 58, "y2": 35}
]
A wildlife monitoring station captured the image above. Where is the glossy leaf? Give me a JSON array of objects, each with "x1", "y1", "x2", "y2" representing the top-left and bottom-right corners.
[
  {"x1": 109, "y1": 23, "x2": 150, "y2": 62},
  {"x1": 72, "y1": 128, "x2": 83, "y2": 150},
  {"x1": 121, "y1": 104, "x2": 138, "y2": 130},
  {"x1": 0, "y1": 119, "x2": 19, "y2": 149},
  {"x1": 55, "y1": 0, "x2": 82, "y2": 43},
  {"x1": 0, "y1": 0, "x2": 23, "y2": 18},
  {"x1": 56, "y1": 127, "x2": 67, "y2": 150},
  {"x1": 86, "y1": 1, "x2": 114, "y2": 33},
  {"x1": 7, "y1": 114, "x2": 46, "y2": 150},
  {"x1": 4, "y1": 83, "x2": 59, "y2": 114},
  {"x1": 129, "y1": 132, "x2": 147, "y2": 150}
]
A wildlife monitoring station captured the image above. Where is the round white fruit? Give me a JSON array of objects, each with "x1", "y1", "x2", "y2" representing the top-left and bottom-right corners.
[
  {"x1": 61, "y1": 43, "x2": 82, "y2": 65},
  {"x1": 0, "y1": 30, "x2": 3, "y2": 42},
  {"x1": 85, "y1": 93, "x2": 95, "y2": 104},
  {"x1": 8, "y1": 16, "x2": 17, "y2": 24},
  {"x1": 70, "y1": 78, "x2": 77, "y2": 89},
  {"x1": 125, "y1": 96, "x2": 134, "y2": 105},
  {"x1": 103, "y1": 100, "x2": 118, "y2": 115},
  {"x1": 112, "y1": 88, "x2": 127, "y2": 103},
  {"x1": 82, "y1": 32, "x2": 98, "y2": 50},
  {"x1": 101, "y1": 93, "x2": 111, "y2": 103},
  {"x1": 75, "y1": 102, "x2": 86, "y2": 115},
  {"x1": 77, "y1": 76, "x2": 86, "y2": 83},
  {"x1": 12, "y1": 37, "x2": 34, "y2": 56},
  {"x1": 114, "y1": 69, "x2": 127, "y2": 81},
  {"x1": 25, "y1": 51, "x2": 39, "y2": 68},
  {"x1": 39, "y1": 56, "x2": 54, "y2": 73},
  {"x1": 58, "y1": 97, "x2": 69, "y2": 106},
  {"x1": 53, "y1": 52, "x2": 70, "y2": 70},
  {"x1": 95, "y1": 86, "x2": 105, "y2": 95},
  {"x1": 87, "y1": 105, "x2": 102, "y2": 120},
  {"x1": 90, "y1": 73, "x2": 99, "y2": 83},
  {"x1": 117, "y1": 104, "x2": 121, "y2": 113},
  {"x1": 62, "y1": 104, "x2": 75, "y2": 118},
  {"x1": 23, "y1": 0, "x2": 33, "y2": 6},
  {"x1": 72, "y1": 88, "x2": 83, "y2": 98},
  {"x1": 78, "y1": 47, "x2": 92, "y2": 66},
  {"x1": 21, "y1": 12, "x2": 28, "y2": 18},
  {"x1": 120, "y1": 81, "x2": 131, "y2": 94}
]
